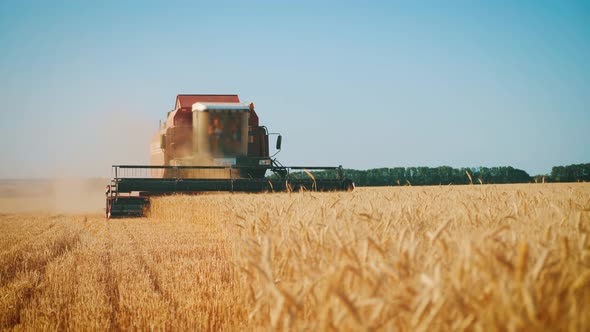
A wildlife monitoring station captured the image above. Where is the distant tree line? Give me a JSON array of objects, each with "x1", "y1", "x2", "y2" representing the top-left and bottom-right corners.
[
  {"x1": 285, "y1": 163, "x2": 589, "y2": 186},
  {"x1": 549, "y1": 163, "x2": 590, "y2": 183},
  {"x1": 342, "y1": 166, "x2": 531, "y2": 186}
]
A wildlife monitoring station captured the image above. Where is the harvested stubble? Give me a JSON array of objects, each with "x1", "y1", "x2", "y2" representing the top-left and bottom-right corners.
[
  {"x1": 1, "y1": 183, "x2": 589, "y2": 331},
  {"x1": 0, "y1": 210, "x2": 242, "y2": 331}
]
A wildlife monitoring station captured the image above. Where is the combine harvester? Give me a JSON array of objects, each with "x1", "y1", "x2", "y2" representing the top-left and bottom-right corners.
[{"x1": 106, "y1": 94, "x2": 354, "y2": 218}]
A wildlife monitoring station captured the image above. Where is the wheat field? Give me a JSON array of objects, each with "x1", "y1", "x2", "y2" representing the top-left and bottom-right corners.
[{"x1": 1, "y1": 183, "x2": 589, "y2": 331}]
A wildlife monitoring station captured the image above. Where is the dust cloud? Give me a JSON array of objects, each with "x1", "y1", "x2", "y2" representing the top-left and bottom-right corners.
[
  {"x1": 0, "y1": 103, "x2": 156, "y2": 214},
  {"x1": 0, "y1": 178, "x2": 108, "y2": 214},
  {"x1": 45, "y1": 104, "x2": 156, "y2": 179}
]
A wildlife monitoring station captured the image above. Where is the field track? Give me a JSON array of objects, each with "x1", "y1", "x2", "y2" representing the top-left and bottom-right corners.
[{"x1": 1, "y1": 183, "x2": 589, "y2": 330}]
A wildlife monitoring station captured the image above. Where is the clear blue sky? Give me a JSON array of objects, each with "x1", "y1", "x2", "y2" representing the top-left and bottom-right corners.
[{"x1": 1, "y1": 1, "x2": 588, "y2": 178}]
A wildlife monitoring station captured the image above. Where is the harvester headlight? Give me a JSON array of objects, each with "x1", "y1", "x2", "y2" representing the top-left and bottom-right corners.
[{"x1": 259, "y1": 159, "x2": 271, "y2": 166}]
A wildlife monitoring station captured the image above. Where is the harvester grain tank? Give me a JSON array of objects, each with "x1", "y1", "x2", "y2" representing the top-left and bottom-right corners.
[{"x1": 106, "y1": 94, "x2": 354, "y2": 217}]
